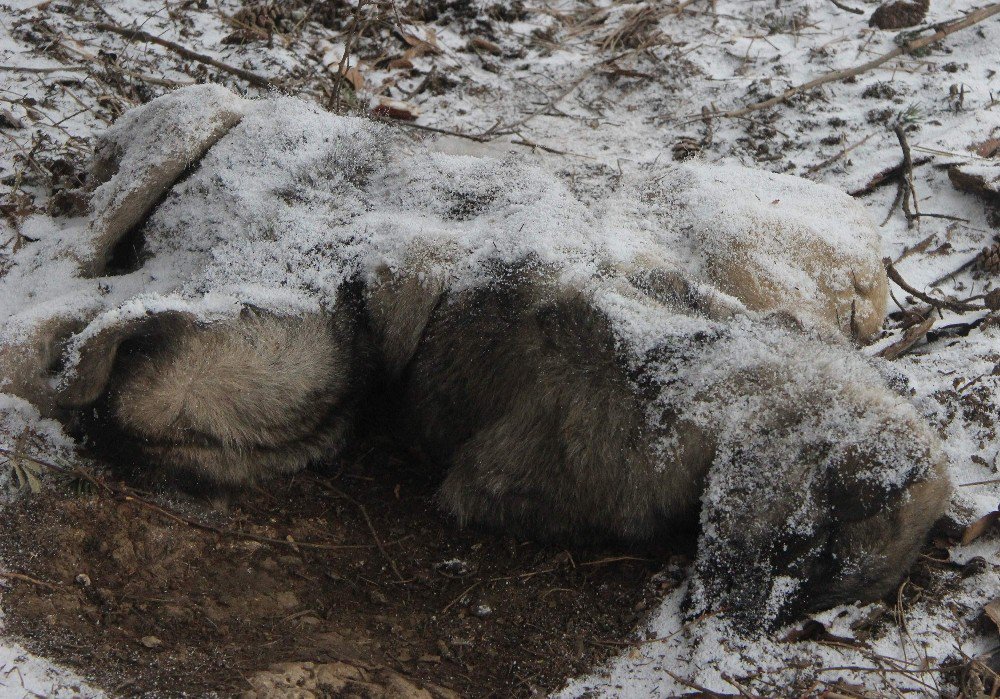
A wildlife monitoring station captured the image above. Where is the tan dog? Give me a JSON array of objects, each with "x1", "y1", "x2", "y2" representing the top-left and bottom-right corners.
[{"x1": 3, "y1": 86, "x2": 947, "y2": 628}]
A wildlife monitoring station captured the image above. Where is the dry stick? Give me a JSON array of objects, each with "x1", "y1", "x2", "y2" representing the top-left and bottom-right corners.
[
  {"x1": 712, "y1": 3, "x2": 1000, "y2": 119},
  {"x1": 485, "y1": 71, "x2": 591, "y2": 136},
  {"x1": 330, "y1": 0, "x2": 367, "y2": 112},
  {"x1": 0, "y1": 447, "x2": 370, "y2": 553},
  {"x1": 850, "y1": 156, "x2": 932, "y2": 197},
  {"x1": 805, "y1": 133, "x2": 872, "y2": 174},
  {"x1": 880, "y1": 179, "x2": 906, "y2": 227},
  {"x1": 0, "y1": 570, "x2": 61, "y2": 590},
  {"x1": 894, "y1": 124, "x2": 920, "y2": 227},
  {"x1": 883, "y1": 258, "x2": 986, "y2": 313},
  {"x1": 442, "y1": 580, "x2": 481, "y2": 613},
  {"x1": 827, "y1": 0, "x2": 864, "y2": 15},
  {"x1": 0, "y1": 65, "x2": 88, "y2": 73},
  {"x1": 93, "y1": 22, "x2": 277, "y2": 88},
  {"x1": 314, "y1": 478, "x2": 407, "y2": 583},
  {"x1": 929, "y1": 252, "x2": 981, "y2": 287}
]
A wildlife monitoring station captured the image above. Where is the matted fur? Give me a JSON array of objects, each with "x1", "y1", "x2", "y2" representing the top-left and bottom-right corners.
[{"x1": 12, "y1": 86, "x2": 951, "y2": 628}]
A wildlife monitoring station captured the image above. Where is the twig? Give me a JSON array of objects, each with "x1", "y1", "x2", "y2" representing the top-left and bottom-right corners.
[
  {"x1": 912, "y1": 212, "x2": 970, "y2": 223},
  {"x1": 850, "y1": 156, "x2": 932, "y2": 197},
  {"x1": 711, "y1": 3, "x2": 1000, "y2": 119},
  {"x1": 929, "y1": 253, "x2": 981, "y2": 287},
  {"x1": 893, "y1": 124, "x2": 920, "y2": 228},
  {"x1": 314, "y1": 478, "x2": 407, "y2": 583},
  {"x1": 0, "y1": 448, "x2": 371, "y2": 553},
  {"x1": 0, "y1": 570, "x2": 61, "y2": 590},
  {"x1": 330, "y1": 0, "x2": 368, "y2": 112},
  {"x1": 827, "y1": 0, "x2": 864, "y2": 14},
  {"x1": 595, "y1": 608, "x2": 721, "y2": 648},
  {"x1": 510, "y1": 137, "x2": 585, "y2": 157},
  {"x1": 805, "y1": 133, "x2": 872, "y2": 174},
  {"x1": 883, "y1": 258, "x2": 986, "y2": 313},
  {"x1": 93, "y1": 22, "x2": 277, "y2": 88},
  {"x1": 0, "y1": 65, "x2": 88, "y2": 73},
  {"x1": 959, "y1": 478, "x2": 1000, "y2": 487},
  {"x1": 579, "y1": 555, "x2": 654, "y2": 566},
  {"x1": 664, "y1": 668, "x2": 740, "y2": 697},
  {"x1": 374, "y1": 118, "x2": 491, "y2": 142},
  {"x1": 373, "y1": 117, "x2": 587, "y2": 158},
  {"x1": 442, "y1": 580, "x2": 481, "y2": 613},
  {"x1": 880, "y1": 180, "x2": 905, "y2": 227},
  {"x1": 488, "y1": 72, "x2": 591, "y2": 136}
]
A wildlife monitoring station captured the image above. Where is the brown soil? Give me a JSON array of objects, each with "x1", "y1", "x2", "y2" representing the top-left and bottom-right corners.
[
  {"x1": 0, "y1": 442, "x2": 681, "y2": 698},
  {"x1": 868, "y1": 0, "x2": 930, "y2": 30}
]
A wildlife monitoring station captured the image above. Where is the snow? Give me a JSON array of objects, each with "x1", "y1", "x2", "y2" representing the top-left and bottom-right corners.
[
  {"x1": 0, "y1": 638, "x2": 100, "y2": 698},
  {"x1": 1, "y1": 0, "x2": 1000, "y2": 695}
]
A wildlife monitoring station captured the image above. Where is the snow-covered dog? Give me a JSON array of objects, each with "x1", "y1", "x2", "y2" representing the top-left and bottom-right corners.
[{"x1": 2, "y1": 85, "x2": 949, "y2": 627}]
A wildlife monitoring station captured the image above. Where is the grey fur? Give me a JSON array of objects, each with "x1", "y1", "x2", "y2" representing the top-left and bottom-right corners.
[{"x1": 35, "y1": 88, "x2": 950, "y2": 628}]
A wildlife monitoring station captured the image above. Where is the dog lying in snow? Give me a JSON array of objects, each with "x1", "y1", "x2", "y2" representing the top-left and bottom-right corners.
[{"x1": 1, "y1": 85, "x2": 950, "y2": 628}]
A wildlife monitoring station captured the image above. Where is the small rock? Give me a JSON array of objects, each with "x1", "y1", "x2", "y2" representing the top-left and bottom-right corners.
[
  {"x1": 139, "y1": 635, "x2": 163, "y2": 649},
  {"x1": 471, "y1": 604, "x2": 493, "y2": 618},
  {"x1": 435, "y1": 558, "x2": 472, "y2": 576},
  {"x1": 74, "y1": 573, "x2": 91, "y2": 587}
]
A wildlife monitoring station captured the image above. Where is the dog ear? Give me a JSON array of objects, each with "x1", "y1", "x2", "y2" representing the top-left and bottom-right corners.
[
  {"x1": 81, "y1": 85, "x2": 245, "y2": 276},
  {"x1": 0, "y1": 314, "x2": 87, "y2": 417},
  {"x1": 57, "y1": 310, "x2": 196, "y2": 408}
]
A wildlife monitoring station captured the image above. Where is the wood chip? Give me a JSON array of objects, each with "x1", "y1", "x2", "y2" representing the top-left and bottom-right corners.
[
  {"x1": 877, "y1": 314, "x2": 934, "y2": 361},
  {"x1": 962, "y1": 510, "x2": 1000, "y2": 545}
]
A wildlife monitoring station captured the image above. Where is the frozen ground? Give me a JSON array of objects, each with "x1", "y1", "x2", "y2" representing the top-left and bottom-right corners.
[{"x1": 1, "y1": 0, "x2": 999, "y2": 696}]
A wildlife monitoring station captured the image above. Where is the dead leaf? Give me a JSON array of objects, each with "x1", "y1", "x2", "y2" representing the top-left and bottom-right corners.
[
  {"x1": 985, "y1": 600, "x2": 1000, "y2": 633},
  {"x1": 370, "y1": 97, "x2": 419, "y2": 122},
  {"x1": 388, "y1": 57, "x2": 414, "y2": 70},
  {"x1": 949, "y1": 162, "x2": 1000, "y2": 201},
  {"x1": 400, "y1": 30, "x2": 440, "y2": 57},
  {"x1": 962, "y1": 510, "x2": 1000, "y2": 545},
  {"x1": 340, "y1": 65, "x2": 364, "y2": 91},
  {"x1": 973, "y1": 137, "x2": 1000, "y2": 159},
  {"x1": 469, "y1": 37, "x2": 502, "y2": 55}
]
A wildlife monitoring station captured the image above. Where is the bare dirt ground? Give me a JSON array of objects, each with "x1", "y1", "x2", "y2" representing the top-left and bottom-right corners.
[{"x1": 0, "y1": 437, "x2": 674, "y2": 697}]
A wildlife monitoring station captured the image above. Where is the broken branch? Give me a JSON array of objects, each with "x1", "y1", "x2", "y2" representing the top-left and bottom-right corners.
[
  {"x1": 713, "y1": 3, "x2": 1000, "y2": 119},
  {"x1": 93, "y1": 22, "x2": 277, "y2": 88},
  {"x1": 883, "y1": 258, "x2": 986, "y2": 313}
]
